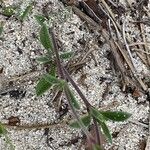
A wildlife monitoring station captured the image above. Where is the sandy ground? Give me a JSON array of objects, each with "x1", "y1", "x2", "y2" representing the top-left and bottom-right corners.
[{"x1": 0, "y1": 0, "x2": 150, "y2": 150}]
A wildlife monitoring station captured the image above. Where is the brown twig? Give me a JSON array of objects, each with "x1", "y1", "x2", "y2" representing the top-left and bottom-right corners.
[
  {"x1": 70, "y1": 4, "x2": 148, "y2": 91},
  {"x1": 1, "y1": 120, "x2": 67, "y2": 130},
  {"x1": 139, "y1": 23, "x2": 150, "y2": 66}
]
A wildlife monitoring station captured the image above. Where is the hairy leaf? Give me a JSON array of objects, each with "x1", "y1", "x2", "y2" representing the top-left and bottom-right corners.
[
  {"x1": 69, "y1": 115, "x2": 91, "y2": 128},
  {"x1": 36, "y1": 77, "x2": 52, "y2": 96},
  {"x1": 36, "y1": 56, "x2": 51, "y2": 64},
  {"x1": 64, "y1": 85, "x2": 80, "y2": 110},
  {"x1": 19, "y1": 3, "x2": 33, "y2": 21},
  {"x1": 44, "y1": 74, "x2": 65, "y2": 91},
  {"x1": 98, "y1": 121, "x2": 112, "y2": 143},
  {"x1": 90, "y1": 108, "x2": 112, "y2": 143},
  {"x1": 34, "y1": 15, "x2": 46, "y2": 26},
  {"x1": 90, "y1": 108, "x2": 106, "y2": 122},
  {"x1": 39, "y1": 24, "x2": 53, "y2": 51},
  {"x1": 43, "y1": 74, "x2": 60, "y2": 84},
  {"x1": 60, "y1": 51, "x2": 73, "y2": 60},
  {"x1": 49, "y1": 64, "x2": 56, "y2": 77},
  {"x1": 100, "y1": 111, "x2": 131, "y2": 122}
]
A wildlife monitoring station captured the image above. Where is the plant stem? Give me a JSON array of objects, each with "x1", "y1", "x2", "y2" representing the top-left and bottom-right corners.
[
  {"x1": 62, "y1": 66, "x2": 91, "y2": 108},
  {"x1": 50, "y1": 28, "x2": 64, "y2": 78},
  {"x1": 50, "y1": 28, "x2": 91, "y2": 108},
  {"x1": 50, "y1": 28, "x2": 93, "y2": 142},
  {"x1": 93, "y1": 118, "x2": 101, "y2": 146},
  {"x1": 64, "y1": 84, "x2": 92, "y2": 140}
]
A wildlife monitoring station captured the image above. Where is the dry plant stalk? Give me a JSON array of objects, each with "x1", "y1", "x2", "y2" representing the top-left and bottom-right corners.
[{"x1": 70, "y1": 1, "x2": 147, "y2": 92}]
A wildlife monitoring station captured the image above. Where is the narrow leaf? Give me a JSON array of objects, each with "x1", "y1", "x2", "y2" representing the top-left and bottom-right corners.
[
  {"x1": 100, "y1": 111, "x2": 131, "y2": 122},
  {"x1": 44, "y1": 74, "x2": 66, "y2": 91},
  {"x1": 49, "y1": 64, "x2": 56, "y2": 77},
  {"x1": 36, "y1": 56, "x2": 51, "y2": 64},
  {"x1": 64, "y1": 85, "x2": 80, "y2": 110},
  {"x1": 39, "y1": 24, "x2": 53, "y2": 51},
  {"x1": 90, "y1": 108, "x2": 106, "y2": 122},
  {"x1": 43, "y1": 74, "x2": 60, "y2": 84},
  {"x1": 19, "y1": 3, "x2": 33, "y2": 21},
  {"x1": 70, "y1": 115, "x2": 91, "y2": 128},
  {"x1": 36, "y1": 77, "x2": 52, "y2": 96},
  {"x1": 99, "y1": 121, "x2": 112, "y2": 143},
  {"x1": 34, "y1": 15, "x2": 46, "y2": 26},
  {"x1": 60, "y1": 51, "x2": 73, "y2": 60}
]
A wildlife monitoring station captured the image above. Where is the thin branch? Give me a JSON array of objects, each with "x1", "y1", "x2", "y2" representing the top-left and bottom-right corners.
[
  {"x1": 133, "y1": 49, "x2": 150, "y2": 55},
  {"x1": 98, "y1": 2, "x2": 121, "y2": 40},
  {"x1": 64, "y1": 85, "x2": 92, "y2": 141},
  {"x1": 72, "y1": 6, "x2": 100, "y2": 29},
  {"x1": 1, "y1": 121, "x2": 67, "y2": 130},
  {"x1": 129, "y1": 42, "x2": 150, "y2": 47},
  {"x1": 80, "y1": 1, "x2": 102, "y2": 23},
  {"x1": 114, "y1": 41, "x2": 147, "y2": 91},
  {"x1": 50, "y1": 29, "x2": 95, "y2": 144},
  {"x1": 62, "y1": 66, "x2": 91, "y2": 108},
  {"x1": 139, "y1": 23, "x2": 150, "y2": 66},
  {"x1": 129, "y1": 120, "x2": 149, "y2": 128},
  {"x1": 122, "y1": 18, "x2": 137, "y2": 71},
  {"x1": 98, "y1": 0, "x2": 121, "y2": 31},
  {"x1": 93, "y1": 118, "x2": 101, "y2": 146},
  {"x1": 50, "y1": 28, "x2": 64, "y2": 78}
]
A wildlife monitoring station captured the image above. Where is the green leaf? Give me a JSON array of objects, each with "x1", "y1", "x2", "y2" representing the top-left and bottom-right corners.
[
  {"x1": 90, "y1": 108, "x2": 112, "y2": 143},
  {"x1": 90, "y1": 108, "x2": 106, "y2": 122},
  {"x1": 2, "y1": 6, "x2": 15, "y2": 17},
  {"x1": 43, "y1": 74, "x2": 61, "y2": 84},
  {"x1": 100, "y1": 111, "x2": 131, "y2": 122},
  {"x1": 69, "y1": 115, "x2": 91, "y2": 128},
  {"x1": 34, "y1": 15, "x2": 46, "y2": 26},
  {"x1": 99, "y1": 121, "x2": 112, "y2": 143},
  {"x1": 49, "y1": 64, "x2": 56, "y2": 77},
  {"x1": 36, "y1": 77, "x2": 52, "y2": 96},
  {"x1": 0, "y1": 123, "x2": 7, "y2": 135},
  {"x1": 93, "y1": 144, "x2": 102, "y2": 150},
  {"x1": 36, "y1": 56, "x2": 51, "y2": 64},
  {"x1": 39, "y1": 24, "x2": 53, "y2": 51},
  {"x1": 64, "y1": 85, "x2": 80, "y2": 110},
  {"x1": 19, "y1": 3, "x2": 33, "y2": 21},
  {"x1": 60, "y1": 51, "x2": 73, "y2": 60},
  {"x1": 44, "y1": 74, "x2": 66, "y2": 91}
]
